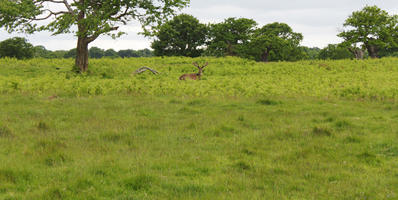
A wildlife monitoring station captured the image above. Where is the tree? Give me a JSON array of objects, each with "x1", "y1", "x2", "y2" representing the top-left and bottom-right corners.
[
  {"x1": 53, "y1": 50, "x2": 68, "y2": 59},
  {"x1": 151, "y1": 14, "x2": 207, "y2": 57},
  {"x1": 338, "y1": 6, "x2": 398, "y2": 58},
  {"x1": 118, "y1": 49, "x2": 139, "y2": 58},
  {"x1": 0, "y1": 37, "x2": 34, "y2": 59},
  {"x1": 64, "y1": 48, "x2": 77, "y2": 59},
  {"x1": 104, "y1": 49, "x2": 119, "y2": 58},
  {"x1": 33, "y1": 45, "x2": 57, "y2": 58},
  {"x1": 302, "y1": 47, "x2": 321, "y2": 60},
  {"x1": 249, "y1": 22, "x2": 303, "y2": 62},
  {"x1": 89, "y1": 47, "x2": 104, "y2": 59},
  {"x1": 136, "y1": 48, "x2": 154, "y2": 57},
  {"x1": 318, "y1": 44, "x2": 354, "y2": 60},
  {"x1": 0, "y1": 0, "x2": 189, "y2": 72},
  {"x1": 206, "y1": 18, "x2": 257, "y2": 57}
]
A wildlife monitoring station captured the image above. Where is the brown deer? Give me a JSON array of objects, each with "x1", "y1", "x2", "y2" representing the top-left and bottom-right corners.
[{"x1": 179, "y1": 62, "x2": 208, "y2": 80}]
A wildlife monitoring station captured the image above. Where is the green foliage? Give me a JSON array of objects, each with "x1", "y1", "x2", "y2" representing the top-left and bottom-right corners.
[
  {"x1": 301, "y1": 46, "x2": 321, "y2": 60},
  {"x1": 118, "y1": 48, "x2": 154, "y2": 58},
  {"x1": 0, "y1": 37, "x2": 34, "y2": 59},
  {"x1": 248, "y1": 22, "x2": 303, "y2": 62},
  {"x1": 89, "y1": 47, "x2": 104, "y2": 59},
  {"x1": 1, "y1": 57, "x2": 398, "y2": 101},
  {"x1": 0, "y1": 0, "x2": 190, "y2": 37},
  {"x1": 63, "y1": 48, "x2": 76, "y2": 59},
  {"x1": 205, "y1": 18, "x2": 257, "y2": 57},
  {"x1": 338, "y1": 5, "x2": 398, "y2": 58},
  {"x1": 151, "y1": 14, "x2": 207, "y2": 57},
  {"x1": 104, "y1": 49, "x2": 119, "y2": 58},
  {"x1": 33, "y1": 46, "x2": 57, "y2": 59},
  {"x1": 0, "y1": 0, "x2": 189, "y2": 72},
  {"x1": 318, "y1": 44, "x2": 354, "y2": 60}
]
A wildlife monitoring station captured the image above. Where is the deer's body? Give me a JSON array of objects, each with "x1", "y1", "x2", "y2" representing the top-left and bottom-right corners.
[
  {"x1": 179, "y1": 73, "x2": 201, "y2": 80},
  {"x1": 179, "y1": 62, "x2": 208, "y2": 80}
]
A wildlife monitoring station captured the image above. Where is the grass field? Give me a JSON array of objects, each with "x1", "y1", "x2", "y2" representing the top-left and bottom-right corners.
[{"x1": 1, "y1": 57, "x2": 398, "y2": 199}]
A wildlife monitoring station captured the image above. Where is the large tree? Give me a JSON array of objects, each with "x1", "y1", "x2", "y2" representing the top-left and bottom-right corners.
[
  {"x1": 249, "y1": 22, "x2": 303, "y2": 62},
  {"x1": 206, "y1": 18, "x2": 257, "y2": 57},
  {"x1": 0, "y1": 0, "x2": 189, "y2": 72},
  {"x1": 338, "y1": 6, "x2": 398, "y2": 58},
  {"x1": 151, "y1": 14, "x2": 207, "y2": 57},
  {"x1": 0, "y1": 37, "x2": 34, "y2": 59}
]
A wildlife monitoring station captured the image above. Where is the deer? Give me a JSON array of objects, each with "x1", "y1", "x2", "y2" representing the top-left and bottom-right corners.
[{"x1": 179, "y1": 62, "x2": 208, "y2": 80}]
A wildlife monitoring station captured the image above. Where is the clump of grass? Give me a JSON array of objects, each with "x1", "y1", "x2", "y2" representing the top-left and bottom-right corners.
[
  {"x1": 0, "y1": 169, "x2": 17, "y2": 183},
  {"x1": 44, "y1": 152, "x2": 68, "y2": 167},
  {"x1": 312, "y1": 126, "x2": 333, "y2": 136},
  {"x1": 101, "y1": 132, "x2": 125, "y2": 143},
  {"x1": 0, "y1": 169, "x2": 31, "y2": 184},
  {"x1": 43, "y1": 187, "x2": 64, "y2": 200},
  {"x1": 0, "y1": 125, "x2": 13, "y2": 137},
  {"x1": 169, "y1": 99, "x2": 183, "y2": 104},
  {"x1": 179, "y1": 107, "x2": 199, "y2": 114},
  {"x1": 235, "y1": 161, "x2": 251, "y2": 171},
  {"x1": 257, "y1": 99, "x2": 281, "y2": 106},
  {"x1": 187, "y1": 99, "x2": 208, "y2": 106},
  {"x1": 324, "y1": 116, "x2": 335, "y2": 122},
  {"x1": 374, "y1": 143, "x2": 398, "y2": 157},
  {"x1": 357, "y1": 151, "x2": 380, "y2": 165},
  {"x1": 122, "y1": 175, "x2": 156, "y2": 191},
  {"x1": 204, "y1": 125, "x2": 239, "y2": 137},
  {"x1": 242, "y1": 148, "x2": 255, "y2": 156},
  {"x1": 334, "y1": 120, "x2": 352, "y2": 129},
  {"x1": 344, "y1": 136, "x2": 361, "y2": 143},
  {"x1": 37, "y1": 121, "x2": 49, "y2": 131}
]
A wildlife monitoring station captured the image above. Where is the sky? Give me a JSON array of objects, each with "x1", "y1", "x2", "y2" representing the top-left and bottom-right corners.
[{"x1": 0, "y1": 0, "x2": 397, "y2": 51}]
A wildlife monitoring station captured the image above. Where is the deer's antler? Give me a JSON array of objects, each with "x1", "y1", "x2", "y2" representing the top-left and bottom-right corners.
[{"x1": 192, "y1": 62, "x2": 200, "y2": 69}]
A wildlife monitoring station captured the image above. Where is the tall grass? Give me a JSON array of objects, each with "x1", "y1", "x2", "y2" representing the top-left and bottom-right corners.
[{"x1": 1, "y1": 57, "x2": 398, "y2": 100}]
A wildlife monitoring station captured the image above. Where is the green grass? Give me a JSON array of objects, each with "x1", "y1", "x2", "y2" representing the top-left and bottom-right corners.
[
  {"x1": 1, "y1": 57, "x2": 398, "y2": 199},
  {"x1": 1, "y1": 94, "x2": 397, "y2": 199}
]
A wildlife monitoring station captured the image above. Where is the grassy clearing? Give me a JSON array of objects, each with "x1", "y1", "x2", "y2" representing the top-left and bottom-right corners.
[{"x1": 1, "y1": 94, "x2": 398, "y2": 199}]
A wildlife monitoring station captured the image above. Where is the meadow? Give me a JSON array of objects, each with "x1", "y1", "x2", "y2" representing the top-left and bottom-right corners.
[{"x1": 0, "y1": 57, "x2": 398, "y2": 199}]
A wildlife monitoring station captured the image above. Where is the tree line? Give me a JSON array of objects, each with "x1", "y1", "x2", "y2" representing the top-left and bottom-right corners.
[
  {"x1": 0, "y1": 37, "x2": 153, "y2": 59},
  {"x1": 1, "y1": 1, "x2": 398, "y2": 72},
  {"x1": 151, "y1": 6, "x2": 398, "y2": 61}
]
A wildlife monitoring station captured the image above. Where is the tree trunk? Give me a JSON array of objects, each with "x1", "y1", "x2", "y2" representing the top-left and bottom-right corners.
[
  {"x1": 366, "y1": 44, "x2": 378, "y2": 58},
  {"x1": 348, "y1": 48, "x2": 365, "y2": 60},
  {"x1": 261, "y1": 50, "x2": 270, "y2": 62},
  {"x1": 75, "y1": 37, "x2": 89, "y2": 72},
  {"x1": 75, "y1": 4, "x2": 89, "y2": 73}
]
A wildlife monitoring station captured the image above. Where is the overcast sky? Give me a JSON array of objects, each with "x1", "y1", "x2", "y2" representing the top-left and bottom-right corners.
[{"x1": 0, "y1": 0, "x2": 397, "y2": 51}]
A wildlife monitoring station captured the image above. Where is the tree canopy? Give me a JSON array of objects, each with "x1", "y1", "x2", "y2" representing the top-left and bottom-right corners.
[
  {"x1": 206, "y1": 18, "x2": 257, "y2": 57},
  {"x1": 0, "y1": 37, "x2": 34, "y2": 59},
  {"x1": 318, "y1": 44, "x2": 354, "y2": 60},
  {"x1": 0, "y1": 0, "x2": 189, "y2": 72},
  {"x1": 151, "y1": 14, "x2": 207, "y2": 57},
  {"x1": 338, "y1": 5, "x2": 398, "y2": 58},
  {"x1": 248, "y1": 22, "x2": 303, "y2": 62}
]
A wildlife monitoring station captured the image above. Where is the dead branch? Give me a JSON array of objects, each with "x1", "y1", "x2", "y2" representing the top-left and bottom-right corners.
[{"x1": 134, "y1": 66, "x2": 159, "y2": 75}]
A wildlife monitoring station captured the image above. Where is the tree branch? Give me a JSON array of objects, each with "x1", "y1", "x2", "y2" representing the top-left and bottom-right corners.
[{"x1": 86, "y1": 26, "x2": 119, "y2": 43}]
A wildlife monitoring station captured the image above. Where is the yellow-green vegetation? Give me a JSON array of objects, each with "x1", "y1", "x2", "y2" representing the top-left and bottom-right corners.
[
  {"x1": 1, "y1": 57, "x2": 398, "y2": 99},
  {"x1": 1, "y1": 57, "x2": 398, "y2": 199}
]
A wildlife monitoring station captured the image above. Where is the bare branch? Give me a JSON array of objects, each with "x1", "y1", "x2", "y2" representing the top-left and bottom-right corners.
[
  {"x1": 62, "y1": 0, "x2": 73, "y2": 13},
  {"x1": 134, "y1": 67, "x2": 159, "y2": 75}
]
